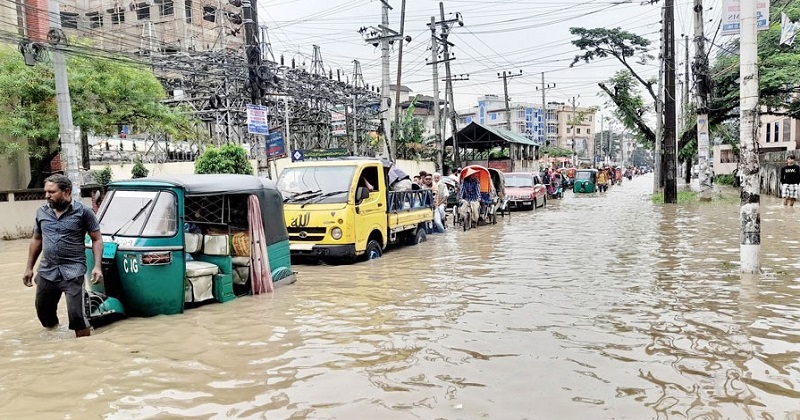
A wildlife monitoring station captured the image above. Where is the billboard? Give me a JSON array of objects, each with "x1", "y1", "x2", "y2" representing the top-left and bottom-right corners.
[
  {"x1": 266, "y1": 128, "x2": 286, "y2": 160},
  {"x1": 721, "y1": 0, "x2": 770, "y2": 35}
]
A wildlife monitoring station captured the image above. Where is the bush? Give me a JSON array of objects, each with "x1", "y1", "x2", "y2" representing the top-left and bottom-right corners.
[
  {"x1": 93, "y1": 166, "x2": 113, "y2": 186},
  {"x1": 715, "y1": 174, "x2": 735, "y2": 185},
  {"x1": 131, "y1": 158, "x2": 149, "y2": 179},
  {"x1": 194, "y1": 144, "x2": 253, "y2": 175}
]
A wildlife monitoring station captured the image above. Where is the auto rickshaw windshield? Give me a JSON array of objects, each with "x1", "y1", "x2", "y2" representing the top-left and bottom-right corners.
[{"x1": 99, "y1": 190, "x2": 178, "y2": 237}]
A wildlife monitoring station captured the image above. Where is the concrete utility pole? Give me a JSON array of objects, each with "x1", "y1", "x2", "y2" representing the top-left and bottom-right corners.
[
  {"x1": 429, "y1": 16, "x2": 443, "y2": 171},
  {"x1": 380, "y1": 1, "x2": 393, "y2": 160},
  {"x1": 654, "y1": 5, "x2": 665, "y2": 193},
  {"x1": 497, "y1": 70, "x2": 523, "y2": 131},
  {"x1": 693, "y1": 0, "x2": 712, "y2": 200},
  {"x1": 569, "y1": 95, "x2": 580, "y2": 165},
  {"x1": 360, "y1": 1, "x2": 404, "y2": 161},
  {"x1": 663, "y1": 0, "x2": 678, "y2": 203},
  {"x1": 46, "y1": 0, "x2": 81, "y2": 196},
  {"x1": 393, "y1": 0, "x2": 407, "y2": 135},
  {"x1": 439, "y1": 2, "x2": 462, "y2": 168},
  {"x1": 739, "y1": 0, "x2": 761, "y2": 273}
]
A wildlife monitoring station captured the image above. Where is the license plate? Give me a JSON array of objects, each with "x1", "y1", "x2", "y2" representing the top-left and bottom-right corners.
[
  {"x1": 290, "y1": 243, "x2": 314, "y2": 251},
  {"x1": 522, "y1": 201, "x2": 532, "y2": 205},
  {"x1": 102, "y1": 242, "x2": 118, "y2": 259}
]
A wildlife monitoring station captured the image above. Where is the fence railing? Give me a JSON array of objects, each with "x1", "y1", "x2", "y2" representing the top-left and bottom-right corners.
[{"x1": 0, "y1": 186, "x2": 104, "y2": 203}]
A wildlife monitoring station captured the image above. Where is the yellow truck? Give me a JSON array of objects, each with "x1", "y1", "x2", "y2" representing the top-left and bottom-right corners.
[{"x1": 276, "y1": 158, "x2": 434, "y2": 262}]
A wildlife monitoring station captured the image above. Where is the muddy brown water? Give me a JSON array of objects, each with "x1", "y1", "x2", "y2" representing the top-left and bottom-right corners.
[{"x1": 1, "y1": 175, "x2": 799, "y2": 419}]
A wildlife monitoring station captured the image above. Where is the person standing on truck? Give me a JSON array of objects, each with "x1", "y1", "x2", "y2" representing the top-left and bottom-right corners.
[
  {"x1": 781, "y1": 155, "x2": 800, "y2": 207},
  {"x1": 22, "y1": 174, "x2": 105, "y2": 338}
]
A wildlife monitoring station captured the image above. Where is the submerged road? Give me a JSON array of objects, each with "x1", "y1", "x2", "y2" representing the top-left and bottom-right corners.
[{"x1": 1, "y1": 174, "x2": 799, "y2": 419}]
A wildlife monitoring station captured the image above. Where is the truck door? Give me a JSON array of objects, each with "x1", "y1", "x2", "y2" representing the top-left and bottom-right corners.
[{"x1": 354, "y1": 164, "x2": 386, "y2": 251}]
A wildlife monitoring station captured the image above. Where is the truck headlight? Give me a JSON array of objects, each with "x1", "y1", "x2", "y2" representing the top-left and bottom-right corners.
[{"x1": 331, "y1": 227, "x2": 343, "y2": 240}]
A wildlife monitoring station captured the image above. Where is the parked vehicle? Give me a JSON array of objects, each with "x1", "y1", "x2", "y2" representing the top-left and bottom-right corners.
[
  {"x1": 85, "y1": 174, "x2": 296, "y2": 326},
  {"x1": 548, "y1": 172, "x2": 566, "y2": 199},
  {"x1": 277, "y1": 158, "x2": 434, "y2": 263},
  {"x1": 503, "y1": 172, "x2": 547, "y2": 210},
  {"x1": 558, "y1": 167, "x2": 577, "y2": 186},
  {"x1": 573, "y1": 169, "x2": 598, "y2": 193}
]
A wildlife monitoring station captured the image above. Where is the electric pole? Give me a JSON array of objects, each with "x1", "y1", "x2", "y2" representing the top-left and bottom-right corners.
[
  {"x1": 497, "y1": 70, "x2": 523, "y2": 131},
  {"x1": 428, "y1": 16, "x2": 443, "y2": 171},
  {"x1": 243, "y1": 0, "x2": 267, "y2": 177},
  {"x1": 739, "y1": 0, "x2": 761, "y2": 273},
  {"x1": 46, "y1": 0, "x2": 81, "y2": 196},
  {"x1": 654, "y1": 4, "x2": 665, "y2": 193},
  {"x1": 439, "y1": 2, "x2": 462, "y2": 168},
  {"x1": 693, "y1": 0, "x2": 712, "y2": 200},
  {"x1": 569, "y1": 95, "x2": 580, "y2": 166},
  {"x1": 393, "y1": 0, "x2": 407, "y2": 133},
  {"x1": 663, "y1": 0, "x2": 678, "y2": 203},
  {"x1": 536, "y1": 72, "x2": 555, "y2": 146},
  {"x1": 359, "y1": 1, "x2": 404, "y2": 161}
]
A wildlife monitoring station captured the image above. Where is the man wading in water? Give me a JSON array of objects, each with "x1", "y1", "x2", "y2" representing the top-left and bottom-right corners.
[
  {"x1": 22, "y1": 175, "x2": 104, "y2": 337},
  {"x1": 781, "y1": 155, "x2": 800, "y2": 207}
]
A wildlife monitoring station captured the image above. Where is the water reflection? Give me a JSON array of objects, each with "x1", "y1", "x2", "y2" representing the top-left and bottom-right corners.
[{"x1": 0, "y1": 176, "x2": 799, "y2": 418}]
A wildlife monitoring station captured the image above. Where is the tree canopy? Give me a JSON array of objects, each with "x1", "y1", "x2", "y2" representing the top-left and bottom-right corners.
[{"x1": 0, "y1": 43, "x2": 201, "y2": 185}]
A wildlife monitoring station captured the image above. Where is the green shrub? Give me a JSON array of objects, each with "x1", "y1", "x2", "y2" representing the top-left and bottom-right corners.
[
  {"x1": 194, "y1": 144, "x2": 253, "y2": 175},
  {"x1": 131, "y1": 158, "x2": 149, "y2": 179},
  {"x1": 93, "y1": 166, "x2": 113, "y2": 186},
  {"x1": 715, "y1": 174, "x2": 735, "y2": 185}
]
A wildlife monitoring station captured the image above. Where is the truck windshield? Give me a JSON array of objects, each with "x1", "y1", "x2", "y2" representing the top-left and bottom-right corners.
[
  {"x1": 278, "y1": 166, "x2": 356, "y2": 204},
  {"x1": 99, "y1": 190, "x2": 178, "y2": 237},
  {"x1": 504, "y1": 175, "x2": 533, "y2": 188}
]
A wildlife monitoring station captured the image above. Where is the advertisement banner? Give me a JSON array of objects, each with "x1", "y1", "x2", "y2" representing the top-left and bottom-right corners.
[
  {"x1": 247, "y1": 104, "x2": 269, "y2": 135},
  {"x1": 721, "y1": 0, "x2": 770, "y2": 35},
  {"x1": 266, "y1": 128, "x2": 286, "y2": 160}
]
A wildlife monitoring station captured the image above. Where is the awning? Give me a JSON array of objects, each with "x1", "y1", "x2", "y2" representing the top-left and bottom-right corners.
[{"x1": 445, "y1": 121, "x2": 540, "y2": 151}]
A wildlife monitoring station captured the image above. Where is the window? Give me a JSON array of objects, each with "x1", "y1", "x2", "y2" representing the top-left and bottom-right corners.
[
  {"x1": 108, "y1": 7, "x2": 125, "y2": 24},
  {"x1": 587, "y1": 129, "x2": 591, "y2": 135},
  {"x1": 491, "y1": 113, "x2": 497, "y2": 120},
  {"x1": 203, "y1": 5, "x2": 216, "y2": 22},
  {"x1": 567, "y1": 127, "x2": 572, "y2": 133},
  {"x1": 774, "y1": 121, "x2": 780, "y2": 143},
  {"x1": 577, "y1": 128, "x2": 581, "y2": 134},
  {"x1": 86, "y1": 11, "x2": 103, "y2": 28},
  {"x1": 156, "y1": 0, "x2": 174, "y2": 16},
  {"x1": 136, "y1": 2, "x2": 150, "y2": 20},
  {"x1": 783, "y1": 119, "x2": 791, "y2": 142},
  {"x1": 60, "y1": 12, "x2": 78, "y2": 29},
  {"x1": 185, "y1": 0, "x2": 193, "y2": 22},
  {"x1": 766, "y1": 122, "x2": 771, "y2": 142},
  {"x1": 277, "y1": 166, "x2": 356, "y2": 205}
]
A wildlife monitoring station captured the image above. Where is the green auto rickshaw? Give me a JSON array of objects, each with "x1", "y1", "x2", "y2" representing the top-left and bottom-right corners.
[
  {"x1": 85, "y1": 174, "x2": 295, "y2": 326},
  {"x1": 573, "y1": 169, "x2": 598, "y2": 193}
]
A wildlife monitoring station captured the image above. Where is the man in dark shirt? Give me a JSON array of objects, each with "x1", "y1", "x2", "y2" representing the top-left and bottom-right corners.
[
  {"x1": 22, "y1": 174, "x2": 104, "y2": 337},
  {"x1": 781, "y1": 155, "x2": 800, "y2": 207}
]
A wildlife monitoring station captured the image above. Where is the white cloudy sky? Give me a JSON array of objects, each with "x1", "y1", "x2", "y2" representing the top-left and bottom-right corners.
[{"x1": 259, "y1": 0, "x2": 724, "y2": 118}]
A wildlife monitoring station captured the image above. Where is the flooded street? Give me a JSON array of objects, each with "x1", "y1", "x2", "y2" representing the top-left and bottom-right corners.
[{"x1": 2, "y1": 174, "x2": 800, "y2": 419}]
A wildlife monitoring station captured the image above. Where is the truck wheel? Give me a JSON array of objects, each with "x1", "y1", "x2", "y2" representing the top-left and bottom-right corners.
[
  {"x1": 364, "y1": 240, "x2": 382, "y2": 260},
  {"x1": 411, "y1": 228, "x2": 426, "y2": 245}
]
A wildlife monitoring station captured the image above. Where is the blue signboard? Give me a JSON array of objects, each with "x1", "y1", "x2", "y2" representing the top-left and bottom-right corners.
[
  {"x1": 266, "y1": 128, "x2": 286, "y2": 160},
  {"x1": 291, "y1": 149, "x2": 304, "y2": 162}
]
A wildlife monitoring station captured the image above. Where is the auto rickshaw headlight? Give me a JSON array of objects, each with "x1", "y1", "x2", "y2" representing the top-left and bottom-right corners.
[{"x1": 331, "y1": 227, "x2": 343, "y2": 240}]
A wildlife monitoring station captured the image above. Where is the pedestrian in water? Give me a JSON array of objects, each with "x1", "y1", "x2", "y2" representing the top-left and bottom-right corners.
[
  {"x1": 781, "y1": 155, "x2": 800, "y2": 207},
  {"x1": 23, "y1": 174, "x2": 104, "y2": 338}
]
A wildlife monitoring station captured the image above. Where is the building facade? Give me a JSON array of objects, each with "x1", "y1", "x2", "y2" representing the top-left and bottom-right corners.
[
  {"x1": 553, "y1": 103, "x2": 596, "y2": 161},
  {"x1": 55, "y1": 0, "x2": 244, "y2": 53},
  {"x1": 458, "y1": 95, "x2": 544, "y2": 145}
]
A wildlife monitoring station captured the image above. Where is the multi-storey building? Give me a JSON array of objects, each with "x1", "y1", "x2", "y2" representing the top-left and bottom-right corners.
[
  {"x1": 553, "y1": 102, "x2": 596, "y2": 161},
  {"x1": 55, "y1": 0, "x2": 244, "y2": 53},
  {"x1": 457, "y1": 95, "x2": 544, "y2": 145}
]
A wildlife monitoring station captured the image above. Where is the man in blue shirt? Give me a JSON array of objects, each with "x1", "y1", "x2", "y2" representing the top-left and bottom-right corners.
[
  {"x1": 459, "y1": 170, "x2": 482, "y2": 226},
  {"x1": 23, "y1": 174, "x2": 104, "y2": 337}
]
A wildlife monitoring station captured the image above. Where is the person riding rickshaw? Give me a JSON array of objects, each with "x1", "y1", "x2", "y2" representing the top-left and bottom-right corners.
[{"x1": 458, "y1": 165, "x2": 496, "y2": 230}]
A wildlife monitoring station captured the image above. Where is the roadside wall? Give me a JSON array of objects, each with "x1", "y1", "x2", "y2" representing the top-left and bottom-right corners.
[{"x1": 761, "y1": 151, "x2": 792, "y2": 197}]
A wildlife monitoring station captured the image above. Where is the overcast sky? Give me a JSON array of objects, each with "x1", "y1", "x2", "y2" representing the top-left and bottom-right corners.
[{"x1": 260, "y1": 0, "x2": 724, "y2": 120}]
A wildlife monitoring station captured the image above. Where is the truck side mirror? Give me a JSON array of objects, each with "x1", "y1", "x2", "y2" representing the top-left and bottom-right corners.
[{"x1": 356, "y1": 186, "x2": 370, "y2": 202}]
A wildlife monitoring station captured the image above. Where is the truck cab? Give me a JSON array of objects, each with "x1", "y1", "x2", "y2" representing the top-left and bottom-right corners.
[{"x1": 277, "y1": 159, "x2": 433, "y2": 263}]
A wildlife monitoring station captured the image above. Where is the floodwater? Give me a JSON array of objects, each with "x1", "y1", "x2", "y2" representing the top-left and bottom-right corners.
[{"x1": 1, "y1": 175, "x2": 800, "y2": 419}]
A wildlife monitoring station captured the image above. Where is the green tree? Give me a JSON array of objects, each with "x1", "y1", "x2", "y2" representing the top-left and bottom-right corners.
[
  {"x1": 540, "y1": 146, "x2": 573, "y2": 158},
  {"x1": 392, "y1": 97, "x2": 436, "y2": 161},
  {"x1": 131, "y1": 158, "x2": 149, "y2": 178},
  {"x1": 194, "y1": 144, "x2": 253, "y2": 175},
  {"x1": 0, "y1": 43, "x2": 200, "y2": 187}
]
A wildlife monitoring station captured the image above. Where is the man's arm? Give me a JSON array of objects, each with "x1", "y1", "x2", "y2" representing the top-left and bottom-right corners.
[
  {"x1": 23, "y1": 233, "x2": 42, "y2": 287},
  {"x1": 89, "y1": 230, "x2": 104, "y2": 284}
]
